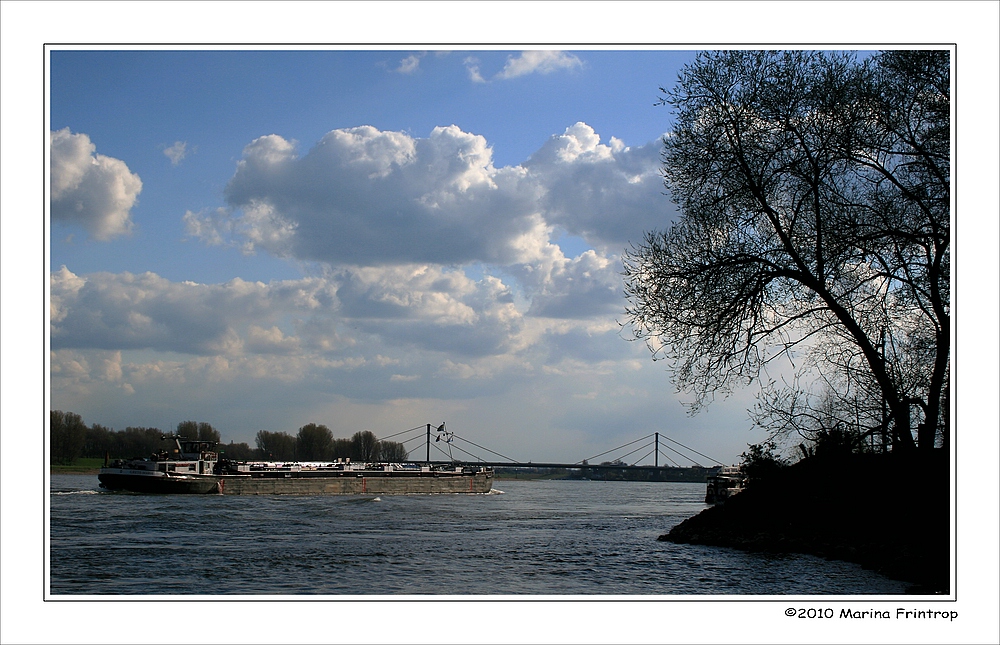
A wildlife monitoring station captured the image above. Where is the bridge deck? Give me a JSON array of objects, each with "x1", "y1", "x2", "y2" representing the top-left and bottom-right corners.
[{"x1": 423, "y1": 460, "x2": 720, "y2": 471}]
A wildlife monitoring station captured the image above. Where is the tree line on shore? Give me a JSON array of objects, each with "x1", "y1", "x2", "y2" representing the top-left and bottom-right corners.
[{"x1": 50, "y1": 410, "x2": 408, "y2": 465}]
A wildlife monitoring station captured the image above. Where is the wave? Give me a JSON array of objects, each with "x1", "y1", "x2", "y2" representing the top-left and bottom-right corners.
[{"x1": 51, "y1": 490, "x2": 102, "y2": 496}]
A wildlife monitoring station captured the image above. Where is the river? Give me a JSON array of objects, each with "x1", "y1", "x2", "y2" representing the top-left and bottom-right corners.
[{"x1": 48, "y1": 474, "x2": 908, "y2": 595}]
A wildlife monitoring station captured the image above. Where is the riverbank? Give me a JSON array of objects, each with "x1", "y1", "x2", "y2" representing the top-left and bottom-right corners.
[
  {"x1": 659, "y1": 451, "x2": 950, "y2": 594},
  {"x1": 50, "y1": 467, "x2": 100, "y2": 475},
  {"x1": 50, "y1": 458, "x2": 104, "y2": 475}
]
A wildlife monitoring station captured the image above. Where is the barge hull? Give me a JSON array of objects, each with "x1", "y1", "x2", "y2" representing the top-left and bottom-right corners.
[
  {"x1": 98, "y1": 472, "x2": 221, "y2": 494},
  {"x1": 98, "y1": 471, "x2": 493, "y2": 495},
  {"x1": 217, "y1": 471, "x2": 493, "y2": 495}
]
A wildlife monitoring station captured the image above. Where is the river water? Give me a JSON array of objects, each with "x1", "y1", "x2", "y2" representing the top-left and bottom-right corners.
[{"x1": 48, "y1": 474, "x2": 908, "y2": 596}]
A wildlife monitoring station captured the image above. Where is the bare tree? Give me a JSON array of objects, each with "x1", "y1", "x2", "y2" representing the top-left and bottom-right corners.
[
  {"x1": 350, "y1": 431, "x2": 380, "y2": 462},
  {"x1": 296, "y1": 423, "x2": 334, "y2": 461},
  {"x1": 752, "y1": 371, "x2": 886, "y2": 456},
  {"x1": 255, "y1": 430, "x2": 296, "y2": 460},
  {"x1": 623, "y1": 50, "x2": 949, "y2": 452},
  {"x1": 176, "y1": 420, "x2": 220, "y2": 443},
  {"x1": 378, "y1": 440, "x2": 409, "y2": 462}
]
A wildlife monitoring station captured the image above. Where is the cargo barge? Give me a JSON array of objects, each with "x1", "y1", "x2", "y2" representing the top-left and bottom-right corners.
[{"x1": 98, "y1": 434, "x2": 493, "y2": 495}]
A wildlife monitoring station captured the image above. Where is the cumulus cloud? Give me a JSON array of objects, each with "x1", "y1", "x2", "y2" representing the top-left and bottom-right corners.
[
  {"x1": 334, "y1": 265, "x2": 523, "y2": 357},
  {"x1": 49, "y1": 257, "x2": 637, "y2": 409},
  {"x1": 525, "y1": 250, "x2": 622, "y2": 319},
  {"x1": 51, "y1": 349, "x2": 136, "y2": 396},
  {"x1": 463, "y1": 56, "x2": 485, "y2": 83},
  {"x1": 48, "y1": 266, "x2": 535, "y2": 421},
  {"x1": 163, "y1": 141, "x2": 189, "y2": 165},
  {"x1": 495, "y1": 51, "x2": 583, "y2": 79},
  {"x1": 50, "y1": 263, "x2": 526, "y2": 360},
  {"x1": 50, "y1": 266, "x2": 337, "y2": 356},
  {"x1": 395, "y1": 53, "x2": 424, "y2": 74},
  {"x1": 50, "y1": 128, "x2": 142, "y2": 240},
  {"x1": 177, "y1": 121, "x2": 672, "y2": 332},
  {"x1": 221, "y1": 125, "x2": 541, "y2": 266},
  {"x1": 524, "y1": 122, "x2": 675, "y2": 249},
  {"x1": 207, "y1": 122, "x2": 667, "y2": 270}
]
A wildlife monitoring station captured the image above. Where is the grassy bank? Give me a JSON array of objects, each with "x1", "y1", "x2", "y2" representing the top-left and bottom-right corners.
[
  {"x1": 50, "y1": 457, "x2": 104, "y2": 475},
  {"x1": 660, "y1": 451, "x2": 950, "y2": 594}
]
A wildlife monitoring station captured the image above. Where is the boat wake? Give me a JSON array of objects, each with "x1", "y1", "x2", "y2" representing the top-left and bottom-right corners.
[
  {"x1": 51, "y1": 490, "x2": 101, "y2": 496},
  {"x1": 486, "y1": 488, "x2": 505, "y2": 495}
]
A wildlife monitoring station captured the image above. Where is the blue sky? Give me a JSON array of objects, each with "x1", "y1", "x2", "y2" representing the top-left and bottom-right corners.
[{"x1": 47, "y1": 47, "x2": 832, "y2": 464}]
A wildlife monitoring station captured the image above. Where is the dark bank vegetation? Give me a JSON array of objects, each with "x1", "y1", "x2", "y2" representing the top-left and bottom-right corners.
[
  {"x1": 625, "y1": 49, "x2": 950, "y2": 585},
  {"x1": 661, "y1": 449, "x2": 950, "y2": 592},
  {"x1": 49, "y1": 410, "x2": 407, "y2": 466},
  {"x1": 663, "y1": 430, "x2": 949, "y2": 591}
]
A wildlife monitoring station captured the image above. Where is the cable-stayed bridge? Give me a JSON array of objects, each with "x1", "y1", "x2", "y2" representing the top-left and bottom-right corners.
[{"x1": 378, "y1": 423, "x2": 728, "y2": 475}]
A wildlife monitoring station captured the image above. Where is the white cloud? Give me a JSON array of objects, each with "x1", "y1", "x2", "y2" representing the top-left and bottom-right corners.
[
  {"x1": 163, "y1": 141, "x2": 188, "y2": 165},
  {"x1": 525, "y1": 122, "x2": 675, "y2": 249},
  {"x1": 209, "y1": 122, "x2": 668, "y2": 271},
  {"x1": 526, "y1": 249, "x2": 622, "y2": 319},
  {"x1": 50, "y1": 128, "x2": 142, "y2": 240},
  {"x1": 395, "y1": 53, "x2": 423, "y2": 74},
  {"x1": 50, "y1": 267, "x2": 338, "y2": 356},
  {"x1": 495, "y1": 51, "x2": 582, "y2": 80},
  {"x1": 220, "y1": 125, "x2": 540, "y2": 266},
  {"x1": 463, "y1": 56, "x2": 485, "y2": 83},
  {"x1": 178, "y1": 122, "x2": 671, "y2": 334},
  {"x1": 331, "y1": 264, "x2": 525, "y2": 357},
  {"x1": 182, "y1": 208, "x2": 227, "y2": 246},
  {"x1": 48, "y1": 259, "x2": 635, "y2": 407},
  {"x1": 50, "y1": 349, "x2": 135, "y2": 396},
  {"x1": 49, "y1": 263, "x2": 530, "y2": 361}
]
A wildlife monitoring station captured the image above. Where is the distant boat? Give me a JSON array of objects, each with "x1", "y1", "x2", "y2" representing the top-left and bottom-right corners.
[
  {"x1": 704, "y1": 466, "x2": 745, "y2": 504},
  {"x1": 98, "y1": 434, "x2": 493, "y2": 495}
]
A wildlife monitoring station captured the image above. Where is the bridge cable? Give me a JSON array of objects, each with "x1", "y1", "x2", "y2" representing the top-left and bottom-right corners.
[
  {"x1": 659, "y1": 435, "x2": 724, "y2": 466},
  {"x1": 660, "y1": 442, "x2": 704, "y2": 467},
  {"x1": 657, "y1": 449, "x2": 681, "y2": 468},
  {"x1": 445, "y1": 442, "x2": 484, "y2": 463},
  {"x1": 449, "y1": 434, "x2": 520, "y2": 464},
  {"x1": 631, "y1": 449, "x2": 656, "y2": 467},
  {"x1": 579, "y1": 434, "x2": 655, "y2": 464},
  {"x1": 612, "y1": 440, "x2": 655, "y2": 464},
  {"x1": 430, "y1": 442, "x2": 453, "y2": 460},
  {"x1": 378, "y1": 425, "x2": 427, "y2": 441},
  {"x1": 427, "y1": 438, "x2": 484, "y2": 463},
  {"x1": 431, "y1": 441, "x2": 481, "y2": 462}
]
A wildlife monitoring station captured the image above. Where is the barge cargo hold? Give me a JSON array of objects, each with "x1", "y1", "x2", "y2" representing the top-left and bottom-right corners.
[{"x1": 98, "y1": 435, "x2": 493, "y2": 495}]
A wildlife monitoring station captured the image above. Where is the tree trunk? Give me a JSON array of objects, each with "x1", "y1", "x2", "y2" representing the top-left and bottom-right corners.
[{"x1": 893, "y1": 400, "x2": 916, "y2": 451}]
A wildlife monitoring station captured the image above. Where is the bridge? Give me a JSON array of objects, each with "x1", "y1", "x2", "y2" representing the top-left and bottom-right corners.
[{"x1": 378, "y1": 423, "x2": 728, "y2": 475}]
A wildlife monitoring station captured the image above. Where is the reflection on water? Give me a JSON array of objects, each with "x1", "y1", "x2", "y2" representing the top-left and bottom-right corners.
[{"x1": 49, "y1": 474, "x2": 908, "y2": 595}]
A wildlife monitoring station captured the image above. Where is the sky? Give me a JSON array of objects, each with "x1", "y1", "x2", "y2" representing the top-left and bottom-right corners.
[{"x1": 46, "y1": 47, "x2": 782, "y2": 465}]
